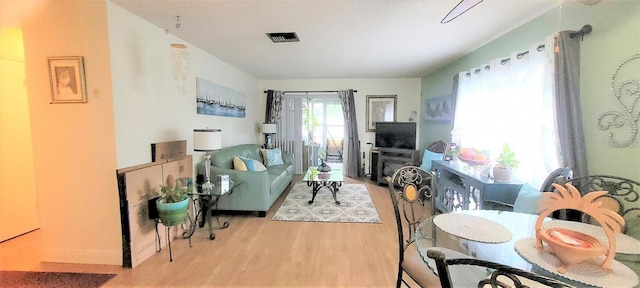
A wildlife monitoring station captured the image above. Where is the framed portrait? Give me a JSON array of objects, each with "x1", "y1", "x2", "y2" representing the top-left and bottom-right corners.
[
  {"x1": 424, "y1": 95, "x2": 453, "y2": 124},
  {"x1": 366, "y1": 95, "x2": 397, "y2": 132},
  {"x1": 48, "y1": 56, "x2": 87, "y2": 103}
]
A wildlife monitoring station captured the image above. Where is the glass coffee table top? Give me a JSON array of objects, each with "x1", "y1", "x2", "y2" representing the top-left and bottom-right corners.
[{"x1": 303, "y1": 166, "x2": 344, "y2": 183}]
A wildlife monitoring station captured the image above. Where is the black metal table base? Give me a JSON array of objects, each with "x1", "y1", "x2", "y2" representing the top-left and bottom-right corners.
[
  {"x1": 308, "y1": 181, "x2": 342, "y2": 205},
  {"x1": 186, "y1": 192, "x2": 230, "y2": 240}
]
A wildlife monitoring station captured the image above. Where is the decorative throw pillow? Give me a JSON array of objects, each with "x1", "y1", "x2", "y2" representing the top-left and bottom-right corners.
[
  {"x1": 260, "y1": 148, "x2": 285, "y2": 167},
  {"x1": 513, "y1": 183, "x2": 542, "y2": 215},
  {"x1": 233, "y1": 156, "x2": 249, "y2": 171},
  {"x1": 419, "y1": 149, "x2": 443, "y2": 171},
  {"x1": 234, "y1": 156, "x2": 261, "y2": 171},
  {"x1": 253, "y1": 160, "x2": 267, "y2": 171}
]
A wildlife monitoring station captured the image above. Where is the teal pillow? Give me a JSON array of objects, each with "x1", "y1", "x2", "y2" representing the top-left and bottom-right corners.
[
  {"x1": 260, "y1": 148, "x2": 285, "y2": 167},
  {"x1": 513, "y1": 183, "x2": 542, "y2": 215},
  {"x1": 419, "y1": 150, "x2": 443, "y2": 171},
  {"x1": 238, "y1": 156, "x2": 256, "y2": 171}
]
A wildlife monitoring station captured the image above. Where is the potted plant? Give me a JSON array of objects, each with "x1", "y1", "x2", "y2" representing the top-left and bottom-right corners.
[
  {"x1": 493, "y1": 144, "x2": 519, "y2": 182},
  {"x1": 156, "y1": 175, "x2": 192, "y2": 226}
]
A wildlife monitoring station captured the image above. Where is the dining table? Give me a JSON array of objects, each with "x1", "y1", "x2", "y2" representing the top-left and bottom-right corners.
[{"x1": 414, "y1": 210, "x2": 640, "y2": 288}]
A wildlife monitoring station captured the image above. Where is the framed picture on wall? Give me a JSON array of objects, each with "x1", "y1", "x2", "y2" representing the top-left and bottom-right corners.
[
  {"x1": 424, "y1": 95, "x2": 453, "y2": 124},
  {"x1": 47, "y1": 56, "x2": 87, "y2": 104},
  {"x1": 366, "y1": 95, "x2": 397, "y2": 132}
]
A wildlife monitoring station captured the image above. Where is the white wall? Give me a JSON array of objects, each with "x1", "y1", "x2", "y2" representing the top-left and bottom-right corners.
[
  {"x1": 108, "y1": 2, "x2": 261, "y2": 170},
  {"x1": 22, "y1": 0, "x2": 121, "y2": 264},
  {"x1": 259, "y1": 78, "x2": 421, "y2": 174},
  {"x1": 0, "y1": 28, "x2": 39, "y2": 241}
]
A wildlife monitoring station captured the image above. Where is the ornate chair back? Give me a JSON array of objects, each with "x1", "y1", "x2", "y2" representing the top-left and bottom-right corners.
[
  {"x1": 539, "y1": 167, "x2": 573, "y2": 192},
  {"x1": 555, "y1": 175, "x2": 640, "y2": 238},
  {"x1": 426, "y1": 249, "x2": 574, "y2": 288},
  {"x1": 385, "y1": 166, "x2": 436, "y2": 287}
]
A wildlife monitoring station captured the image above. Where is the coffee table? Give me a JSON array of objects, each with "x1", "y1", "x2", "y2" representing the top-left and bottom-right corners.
[{"x1": 302, "y1": 166, "x2": 344, "y2": 205}]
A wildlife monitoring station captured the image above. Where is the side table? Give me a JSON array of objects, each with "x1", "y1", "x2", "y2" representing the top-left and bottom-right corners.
[{"x1": 186, "y1": 177, "x2": 239, "y2": 240}]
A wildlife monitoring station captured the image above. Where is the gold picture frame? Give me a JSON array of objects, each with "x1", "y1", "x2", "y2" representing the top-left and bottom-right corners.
[
  {"x1": 48, "y1": 56, "x2": 87, "y2": 103},
  {"x1": 366, "y1": 95, "x2": 397, "y2": 132}
]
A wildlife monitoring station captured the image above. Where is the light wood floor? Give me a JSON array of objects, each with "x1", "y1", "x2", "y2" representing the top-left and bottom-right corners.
[{"x1": 0, "y1": 176, "x2": 424, "y2": 287}]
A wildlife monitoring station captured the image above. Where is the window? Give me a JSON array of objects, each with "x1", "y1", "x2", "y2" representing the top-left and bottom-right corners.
[{"x1": 453, "y1": 38, "x2": 560, "y2": 187}]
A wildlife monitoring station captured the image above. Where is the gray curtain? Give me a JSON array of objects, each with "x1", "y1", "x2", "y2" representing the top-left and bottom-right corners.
[
  {"x1": 554, "y1": 31, "x2": 589, "y2": 178},
  {"x1": 339, "y1": 89, "x2": 361, "y2": 178},
  {"x1": 265, "y1": 90, "x2": 284, "y2": 123}
]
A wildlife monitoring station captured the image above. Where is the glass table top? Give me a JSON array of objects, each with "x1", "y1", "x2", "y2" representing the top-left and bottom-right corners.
[{"x1": 302, "y1": 166, "x2": 344, "y2": 182}]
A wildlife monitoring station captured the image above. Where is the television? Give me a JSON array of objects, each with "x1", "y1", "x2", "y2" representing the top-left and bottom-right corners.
[{"x1": 374, "y1": 122, "x2": 416, "y2": 150}]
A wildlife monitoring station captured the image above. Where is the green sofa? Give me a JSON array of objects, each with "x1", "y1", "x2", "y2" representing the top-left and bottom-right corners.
[{"x1": 197, "y1": 144, "x2": 294, "y2": 217}]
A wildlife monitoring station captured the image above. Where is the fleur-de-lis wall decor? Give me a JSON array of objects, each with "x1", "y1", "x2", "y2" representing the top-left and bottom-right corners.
[{"x1": 598, "y1": 54, "x2": 640, "y2": 148}]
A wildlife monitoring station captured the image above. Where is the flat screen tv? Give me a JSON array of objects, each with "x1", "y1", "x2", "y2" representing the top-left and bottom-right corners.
[{"x1": 375, "y1": 122, "x2": 416, "y2": 150}]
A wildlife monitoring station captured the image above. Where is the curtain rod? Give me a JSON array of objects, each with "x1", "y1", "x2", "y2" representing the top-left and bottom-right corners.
[
  {"x1": 569, "y1": 24, "x2": 592, "y2": 39},
  {"x1": 263, "y1": 90, "x2": 357, "y2": 94}
]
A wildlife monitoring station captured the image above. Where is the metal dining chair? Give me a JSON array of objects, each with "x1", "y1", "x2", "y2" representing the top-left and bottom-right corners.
[
  {"x1": 385, "y1": 166, "x2": 440, "y2": 287},
  {"x1": 387, "y1": 166, "x2": 482, "y2": 287},
  {"x1": 553, "y1": 174, "x2": 639, "y2": 237},
  {"x1": 426, "y1": 249, "x2": 574, "y2": 288}
]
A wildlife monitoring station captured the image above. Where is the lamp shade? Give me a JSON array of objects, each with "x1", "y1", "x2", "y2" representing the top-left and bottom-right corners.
[
  {"x1": 194, "y1": 129, "x2": 222, "y2": 151},
  {"x1": 262, "y1": 123, "x2": 277, "y2": 134}
]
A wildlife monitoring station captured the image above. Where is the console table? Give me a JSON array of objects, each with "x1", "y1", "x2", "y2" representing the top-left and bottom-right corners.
[
  {"x1": 431, "y1": 160, "x2": 522, "y2": 214},
  {"x1": 375, "y1": 148, "x2": 420, "y2": 185}
]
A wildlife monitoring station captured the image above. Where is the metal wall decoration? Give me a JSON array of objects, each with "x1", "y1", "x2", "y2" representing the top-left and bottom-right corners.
[
  {"x1": 196, "y1": 77, "x2": 246, "y2": 118},
  {"x1": 598, "y1": 54, "x2": 640, "y2": 148}
]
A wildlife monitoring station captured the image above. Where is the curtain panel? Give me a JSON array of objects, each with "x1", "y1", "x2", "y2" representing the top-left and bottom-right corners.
[
  {"x1": 339, "y1": 89, "x2": 361, "y2": 178},
  {"x1": 452, "y1": 37, "x2": 560, "y2": 187},
  {"x1": 554, "y1": 31, "x2": 589, "y2": 178}
]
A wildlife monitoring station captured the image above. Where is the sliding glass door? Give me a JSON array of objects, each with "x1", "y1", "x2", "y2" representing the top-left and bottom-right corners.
[{"x1": 278, "y1": 93, "x2": 344, "y2": 174}]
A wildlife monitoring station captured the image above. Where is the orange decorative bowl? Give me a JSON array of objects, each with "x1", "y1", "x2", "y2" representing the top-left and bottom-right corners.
[
  {"x1": 458, "y1": 156, "x2": 490, "y2": 166},
  {"x1": 539, "y1": 227, "x2": 607, "y2": 271}
]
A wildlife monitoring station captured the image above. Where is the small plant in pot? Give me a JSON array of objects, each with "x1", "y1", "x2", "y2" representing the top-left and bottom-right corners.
[
  {"x1": 156, "y1": 175, "x2": 193, "y2": 226},
  {"x1": 493, "y1": 144, "x2": 519, "y2": 182}
]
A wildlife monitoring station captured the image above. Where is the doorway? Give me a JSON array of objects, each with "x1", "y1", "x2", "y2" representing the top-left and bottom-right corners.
[{"x1": 278, "y1": 93, "x2": 344, "y2": 174}]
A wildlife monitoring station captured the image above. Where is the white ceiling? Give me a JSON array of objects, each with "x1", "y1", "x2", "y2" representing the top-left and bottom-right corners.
[{"x1": 110, "y1": 0, "x2": 559, "y2": 80}]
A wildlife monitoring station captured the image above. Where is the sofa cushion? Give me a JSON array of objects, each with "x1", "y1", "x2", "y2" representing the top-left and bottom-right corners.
[
  {"x1": 261, "y1": 148, "x2": 285, "y2": 167},
  {"x1": 420, "y1": 149, "x2": 443, "y2": 171},
  {"x1": 514, "y1": 183, "x2": 542, "y2": 214},
  {"x1": 233, "y1": 156, "x2": 249, "y2": 171}
]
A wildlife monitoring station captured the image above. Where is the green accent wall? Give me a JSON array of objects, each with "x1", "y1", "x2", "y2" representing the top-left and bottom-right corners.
[{"x1": 420, "y1": 1, "x2": 640, "y2": 180}]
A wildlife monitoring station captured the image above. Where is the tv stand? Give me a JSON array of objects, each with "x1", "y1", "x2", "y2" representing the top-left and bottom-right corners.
[{"x1": 376, "y1": 148, "x2": 420, "y2": 185}]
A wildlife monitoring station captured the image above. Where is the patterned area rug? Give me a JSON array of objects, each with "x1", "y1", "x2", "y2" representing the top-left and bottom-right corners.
[
  {"x1": 0, "y1": 271, "x2": 116, "y2": 288},
  {"x1": 272, "y1": 183, "x2": 381, "y2": 223}
]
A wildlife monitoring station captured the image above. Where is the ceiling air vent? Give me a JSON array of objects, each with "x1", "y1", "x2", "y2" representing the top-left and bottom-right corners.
[{"x1": 266, "y1": 32, "x2": 299, "y2": 43}]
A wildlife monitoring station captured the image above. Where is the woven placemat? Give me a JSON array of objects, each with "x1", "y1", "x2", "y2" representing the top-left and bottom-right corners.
[
  {"x1": 433, "y1": 213, "x2": 512, "y2": 243},
  {"x1": 543, "y1": 219, "x2": 640, "y2": 255},
  {"x1": 514, "y1": 238, "x2": 639, "y2": 288}
]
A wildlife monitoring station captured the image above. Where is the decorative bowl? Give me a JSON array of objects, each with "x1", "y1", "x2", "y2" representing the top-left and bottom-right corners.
[
  {"x1": 539, "y1": 227, "x2": 607, "y2": 273},
  {"x1": 457, "y1": 156, "x2": 490, "y2": 166},
  {"x1": 317, "y1": 172, "x2": 331, "y2": 180}
]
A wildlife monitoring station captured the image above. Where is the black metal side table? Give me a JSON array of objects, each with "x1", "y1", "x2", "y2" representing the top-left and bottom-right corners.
[{"x1": 186, "y1": 178, "x2": 239, "y2": 240}]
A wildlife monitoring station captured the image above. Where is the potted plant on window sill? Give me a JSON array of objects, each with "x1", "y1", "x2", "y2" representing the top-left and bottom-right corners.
[
  {"x1": 492, "y1": 144, "x2": 519, "y2": 182},
  {"x1": 156, "y1": 175, "x2": 192, "y2": 226}
]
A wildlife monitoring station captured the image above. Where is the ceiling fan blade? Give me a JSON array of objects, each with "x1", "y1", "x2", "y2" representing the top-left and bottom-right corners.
[{"x1": 441, "y1": 0, "x2": 484, "y2": 24}]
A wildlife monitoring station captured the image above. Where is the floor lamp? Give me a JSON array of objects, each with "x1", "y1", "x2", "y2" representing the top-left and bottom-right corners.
[
  {"x1": 262, "y1": 123, "x2": 277, "y2": 149},
  {"x1": 194, "y1": 128, "x2": 222, "y2": 192}
]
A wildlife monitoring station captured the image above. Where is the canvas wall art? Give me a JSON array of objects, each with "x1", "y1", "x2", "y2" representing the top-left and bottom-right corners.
[
  {"x1": 196, "y1": 77, "x2": 246, "y2": 118},
  {"x1": 424, "y1": 95, "x2": 453, "y2": 124}
]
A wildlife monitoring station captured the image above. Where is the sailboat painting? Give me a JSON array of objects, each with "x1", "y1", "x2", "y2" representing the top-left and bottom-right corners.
[{"x1": 196, "y1": 77, "x2": 246, "y2": 118}]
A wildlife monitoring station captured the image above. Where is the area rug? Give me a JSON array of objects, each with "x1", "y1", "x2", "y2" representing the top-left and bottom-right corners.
[
  {"x1": 0, "y1": 271, "x2": 116, "y2": 288},
  {"x1": 272, "y1": 183, "x2": 381, "y2": 223}
]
